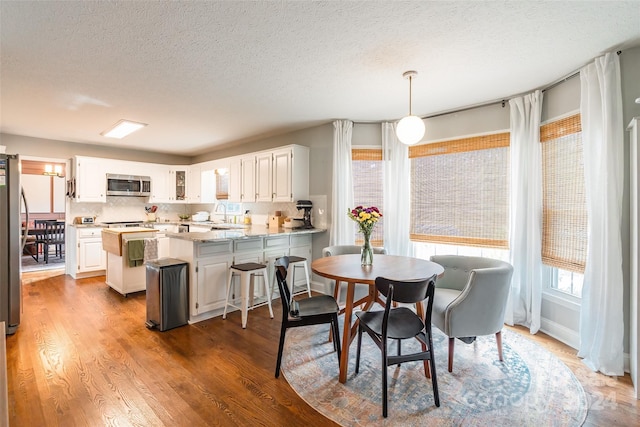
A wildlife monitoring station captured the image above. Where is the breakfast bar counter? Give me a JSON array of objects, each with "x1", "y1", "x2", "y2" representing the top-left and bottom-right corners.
[{"x1": 166, "y1": 226, "x2": 325, "y2": 324}]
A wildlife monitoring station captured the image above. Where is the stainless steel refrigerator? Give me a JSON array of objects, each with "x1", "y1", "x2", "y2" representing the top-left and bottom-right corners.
[{"x1": 1, "y1": 154, "x2": 27, "y2": 335}]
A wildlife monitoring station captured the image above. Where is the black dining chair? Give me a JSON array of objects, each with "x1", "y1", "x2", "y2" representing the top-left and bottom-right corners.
[
  {"x1": 41, "y1": 220, "x2": 65, "y2": 264},
  {"x1": 274, "y1": 256, "x2": 341, "y2": 378},
  {"x1": 355, "y1": 274, "x2": 440, "y2": 418}
]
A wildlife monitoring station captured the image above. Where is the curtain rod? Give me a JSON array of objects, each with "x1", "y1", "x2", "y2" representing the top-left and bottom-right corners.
[{"x1": 353, "y1": 50, "x2": 622, "y2": 125}]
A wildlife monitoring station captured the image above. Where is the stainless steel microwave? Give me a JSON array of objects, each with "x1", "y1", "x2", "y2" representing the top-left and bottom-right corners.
[{"x1": 106, "y1": 174, "x2": 151, "y2": 197}]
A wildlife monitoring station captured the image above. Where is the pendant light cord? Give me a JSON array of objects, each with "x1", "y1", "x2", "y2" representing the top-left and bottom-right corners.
[{"x1": 408, "y1": 75, "x2": 413, "y2": 116}]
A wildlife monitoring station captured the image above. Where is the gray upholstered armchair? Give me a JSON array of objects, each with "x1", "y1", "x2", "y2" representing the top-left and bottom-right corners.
[{"x1": 429, "y1": 255, "x2": 514, "y2": 372}]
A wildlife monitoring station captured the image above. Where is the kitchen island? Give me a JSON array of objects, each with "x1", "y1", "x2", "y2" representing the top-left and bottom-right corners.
[
  {"x1": 166, "y1": 226, "x2": 325, "y2": 324},
  {"x1": 102, "y1": 227, "x2": 157, "y2": 296}
]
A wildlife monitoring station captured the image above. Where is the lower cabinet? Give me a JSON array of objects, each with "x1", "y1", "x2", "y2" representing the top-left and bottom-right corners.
[
  {"x1": 67, "y1": 226, "x2": 107, "y2": 279},
  {"x1": 168, "y1": 231, "x2": 319, "y2": 324},
  {"x1": 195, "y1": 255, "x2": 233, "y2": 315}
]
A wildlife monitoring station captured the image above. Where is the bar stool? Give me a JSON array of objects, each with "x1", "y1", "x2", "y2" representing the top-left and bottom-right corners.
[
  {"x1": 271, "y1": 255, "x2": 311, "y2": 303},
  {"x1": 223, "y1": 262, "x2": 274, "y2": 328}
]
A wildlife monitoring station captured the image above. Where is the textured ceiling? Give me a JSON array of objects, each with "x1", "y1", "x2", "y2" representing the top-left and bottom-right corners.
[{"x1": 1, "y1": 1, "x2": 639, "y2": 156}]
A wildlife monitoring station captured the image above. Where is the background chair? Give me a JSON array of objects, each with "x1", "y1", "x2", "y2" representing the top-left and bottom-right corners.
[
  {"x1": 31, "y1": 219, "x2": 49, "y2": 263},
  {"x1": 355, "y1": 275, "x2": 440, "y2": 418},
  {"x1": 41, "y1": 220, "x2": 65, "y2": 264},
  {"x1": 274, "y1": 256, "x2": 341, "y2": 379},
  {"x1": 429, "y1": 255, "x2": 514, "y2": 372}
]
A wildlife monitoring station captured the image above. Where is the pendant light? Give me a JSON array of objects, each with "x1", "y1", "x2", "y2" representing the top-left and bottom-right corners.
[{"x1": 396, "y1": 70, "x2": 425, "y2": 145}]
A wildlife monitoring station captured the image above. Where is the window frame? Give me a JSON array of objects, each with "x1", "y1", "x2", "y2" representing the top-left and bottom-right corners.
[{"x1": 351, "y1": 146, "x2": 384, "y2": 246}]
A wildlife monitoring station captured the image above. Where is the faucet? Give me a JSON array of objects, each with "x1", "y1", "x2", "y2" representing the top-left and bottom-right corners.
[{"x1": 216, "y1": 203, "x2": 228, "y2": 223}]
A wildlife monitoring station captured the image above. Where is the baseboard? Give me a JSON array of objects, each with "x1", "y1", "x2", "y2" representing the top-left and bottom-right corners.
[
  {"x1": 540, "y1": 318, "x2": 632, "y2": 374},
  {"x1": 539, "y1": 318, "x2": 580, "y2": 350}
]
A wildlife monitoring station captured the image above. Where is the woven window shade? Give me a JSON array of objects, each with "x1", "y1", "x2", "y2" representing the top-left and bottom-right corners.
[
  {"x1": 540, "y1": 114, "x2": 586, "y2": 273},
  {"x1": 352, "y1": 149, "x2": 384, "y2": 246},
  {"x1": 409, "y1": 133, "x2": 510, "y2": 248}
]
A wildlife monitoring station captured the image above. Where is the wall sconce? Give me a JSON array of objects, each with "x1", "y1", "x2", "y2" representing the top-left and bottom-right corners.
[{"x1": 44, "y1": 164, "x2": 64, "y2": 177}]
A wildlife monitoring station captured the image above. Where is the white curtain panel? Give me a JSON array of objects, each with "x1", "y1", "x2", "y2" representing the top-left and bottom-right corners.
[
  {"x1": 506, "y1": 90, "x2": 544, "y2": 333},
  {"x1": 382, "y1": 122, "x2": 412, "y2": 256},
  {"x1": 329, "y1": 120, "x2": 355, "y2": 246},
  {"x1": 578, "y1": 52, "x2": 624, "y2": 375}
]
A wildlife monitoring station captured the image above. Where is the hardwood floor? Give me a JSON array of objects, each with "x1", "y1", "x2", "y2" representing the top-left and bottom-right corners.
[{"x1": 7, "y1": 273, "x2": 639, "y2": 426}]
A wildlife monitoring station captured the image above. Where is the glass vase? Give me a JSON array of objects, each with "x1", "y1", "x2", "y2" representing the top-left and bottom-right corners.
[{"x1": 361, "y1": 232, "x2": 373, "y2": 266}]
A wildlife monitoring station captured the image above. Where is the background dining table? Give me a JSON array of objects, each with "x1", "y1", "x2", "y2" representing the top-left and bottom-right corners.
[{"x1": 311, "y1": 254, "x2": 444, "y2": 383}]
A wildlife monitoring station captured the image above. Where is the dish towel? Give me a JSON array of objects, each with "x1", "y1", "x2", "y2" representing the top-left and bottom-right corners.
[
  {"x1": 127, "y1": 239, "x2": 145, "y2": 267},
  {"x1": 143, "y1": 238, "x2": 158, "y2": 262}
]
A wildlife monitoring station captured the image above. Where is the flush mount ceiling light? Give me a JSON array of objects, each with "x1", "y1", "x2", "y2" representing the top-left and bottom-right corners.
[
  {"x1": 396, "y1": 70, "x2": 425, "y2": 145},
  {"x1": 101, "y1": 119, "x2": 147, "y2": 139}
]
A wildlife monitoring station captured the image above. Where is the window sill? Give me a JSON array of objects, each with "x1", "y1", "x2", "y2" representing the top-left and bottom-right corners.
[{"x1": 542, "y1": 289, "x2": 581, "y2": 311}]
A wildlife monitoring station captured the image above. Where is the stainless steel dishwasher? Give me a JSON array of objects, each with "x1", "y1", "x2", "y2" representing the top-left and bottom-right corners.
[{"x1": 145, "y1": 258, "x2": 189, "y2": 331}]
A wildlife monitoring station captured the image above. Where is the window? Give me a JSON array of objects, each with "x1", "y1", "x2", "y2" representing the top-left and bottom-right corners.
[
  {"x1": 352, "y1": 148, "x2": 384, "y2": 245},
  {"x1": 540, "y1": 114, "x2": 586, "y2": 297},
  {"x1": 409, "y1": 133, "x2": 510, "y2": 248}
]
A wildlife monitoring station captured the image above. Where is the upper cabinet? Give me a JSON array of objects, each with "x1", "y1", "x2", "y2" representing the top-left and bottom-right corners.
[
  {"x1": 188, "y1": 164, "x2": 202, "y2": 203},
  {"x1": 148, "y1": 164, "x2": 171, "y2": 203},
  {"x1": 272, "y1": 145, "x2": 309, "y2": 202},
  {"x1": 230, "y1": 145, "x2": 309, "y2": 203},
  {"x1": 228, "y1": 157, "x2": 242, "y2": 203},
  {"x1": 73, "y1": 156, "x2": 107, "y2": 202},
  {"x1": 255, "y1": 152, "x2": 273, "y2": 202},
  {"x1": 169, "y1": 167, "x2": 188, "y2": 202},
  {"x1": 69, "y1": 144, "x2": 309, "y2": 204}
]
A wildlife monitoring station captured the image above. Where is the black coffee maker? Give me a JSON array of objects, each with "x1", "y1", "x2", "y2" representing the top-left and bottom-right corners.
[{"x1": 296, "y1": 200, "x2": 313, "y2": 229}]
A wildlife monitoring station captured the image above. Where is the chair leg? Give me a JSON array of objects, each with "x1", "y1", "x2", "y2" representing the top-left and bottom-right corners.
[
  {"x1": 428, "y1": 331, "x2": 440, "y2": 407},
  {"x1": 448, "y1": 337, "x2": 455, "y2": 372},
  {"x1": 496, "y1": 330, "x2": 504, "y2": 362},
  {"x1": 355, "y1": 324, "x2": 363, "y2": 374},
  {"x1": 333, "y1": 315, "x2": 341, "y2": 360},
  {"x1": 222, "y1": 271, "x2": 234, "y2": 320},
  {"x1": 275, "y1": 325, "x2": 287, "y2": 378},
  {"x1": 382, "y1": 345, "x2": 388, "y2": 418},
  {"x1": 261, "y1": 271, "x2": 274, "y2": 319}
]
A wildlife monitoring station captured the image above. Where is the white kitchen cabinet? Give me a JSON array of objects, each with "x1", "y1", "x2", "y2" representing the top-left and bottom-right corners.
[
  {"x1": 187, "y1": 164, "x2": 201, "y2": 203},
  {"x1": 168, "y1": 166, "x2": 188, "y2": 202},
  {"x1": 240, "y1": 155, "x2": 257, "y2": 203},
  {"x1": 272, "y1": 145, "x2": 309, "y2": 202},
  {"x1": 67, "y1": 226, "x2": 106, "y2": 278},
  {"x1": 148, "y1": 164, "x2": 171, "y2": 203},
  {"x1": 256, "y1": 152, "x2": 273, "y2": 202},
  {"x1": 196, "y1": 255, "x2": 233, "y2": 315},
  {"x1": 74, "y1": 156, "x2": 107, "y2": 202},
  {"x1": 169, "y1": 238, "x2": 233, "y2": 321},
  {"x1": 228, "y1": 157, "x2": 242, "y2": 202}
]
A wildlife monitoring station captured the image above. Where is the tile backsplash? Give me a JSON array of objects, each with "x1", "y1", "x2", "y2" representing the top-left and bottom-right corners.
[{"x1": 68, "y1": 195, "x2": 328, "y2": 229}]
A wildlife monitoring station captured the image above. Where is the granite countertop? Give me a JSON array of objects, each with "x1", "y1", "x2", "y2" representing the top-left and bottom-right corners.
[{"x1": 166, "y1": 226, "x2": 325, "y2": 243}]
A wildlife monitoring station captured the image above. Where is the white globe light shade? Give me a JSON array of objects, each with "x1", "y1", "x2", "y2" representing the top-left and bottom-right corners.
[{"x1": 396, "y1": 115, "x2": 425, "y2": 145}]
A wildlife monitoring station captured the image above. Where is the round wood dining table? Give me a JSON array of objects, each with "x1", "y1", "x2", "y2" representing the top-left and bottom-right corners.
[{"x1": 311, "y1": 254, "x2": 444, "y2": 383}]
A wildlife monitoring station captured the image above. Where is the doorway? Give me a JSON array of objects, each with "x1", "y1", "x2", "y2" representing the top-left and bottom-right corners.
[{"x1": 20, "y1": 158, "x2": 67, "y2": 273}]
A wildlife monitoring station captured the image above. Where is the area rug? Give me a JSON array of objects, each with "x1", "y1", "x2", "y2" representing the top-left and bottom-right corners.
[
  {"x1": 281, "y1": 324, "x2": 587, "y2": 426},
  {"x1": 21, "y1": 254, "x2": 65, "y2": 272}
]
